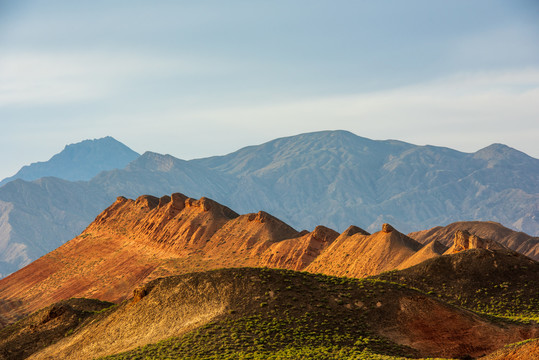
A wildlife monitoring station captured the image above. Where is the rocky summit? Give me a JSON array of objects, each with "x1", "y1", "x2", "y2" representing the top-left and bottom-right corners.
[{"x1": 0, "y1": 137, "x2": 139, "y2": 186}]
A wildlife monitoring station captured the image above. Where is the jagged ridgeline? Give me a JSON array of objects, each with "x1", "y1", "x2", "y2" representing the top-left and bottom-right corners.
[
  {"x1": 0, "y1": 192, "x2": 470, "y2": 326},
  {"x1": 1, "y1": 192, "x2": 538, "y2": 359}
]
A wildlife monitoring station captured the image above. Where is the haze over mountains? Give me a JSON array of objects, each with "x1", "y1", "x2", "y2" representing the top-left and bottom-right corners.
[{"x1": 0, "y1": 130, "x2": 538, "y2": 277}]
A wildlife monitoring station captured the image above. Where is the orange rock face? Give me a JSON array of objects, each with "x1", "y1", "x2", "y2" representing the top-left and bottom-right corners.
[
  {"x1": 445, "y1": 230, "x2": 507, "y2": 255},
  {"x1": 380, "y1": 295, "x2": 538, "y2": 358},
  {"x1": 259, "y1": 226, "x2": 339, "y2": 270},
  {"x1": 0, "y1": 193, "x2": 532, "y2": 330},
  {"x1": 306, "y1": 223, "x2": 423, "y2": 277},
  {"x1": 396, "y1": 240, "x2": 447, "y2": 270},
  {"x1": 0, "y1": 193, "x2": 304, "y2": 323},
  {"x1": 409, "y1": 221, "x2": 539, "y2": 261}
]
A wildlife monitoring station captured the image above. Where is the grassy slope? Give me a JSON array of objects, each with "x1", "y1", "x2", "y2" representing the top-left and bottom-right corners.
[
  {"x1": 97, "y1": 269, "x2": 423, "y2": 360},
  {"x1": 8, "y1": 255, "x2": 537, "y2": 360},
  {"x1": 94, "y1": 266, "x2": 532, "y2": 360},
  {"x1": 0, "y1": 298, "x2": 114, "y2": 360},
  {"x1": 375, "y1": 249, "x2": 539, "y2": 321}
]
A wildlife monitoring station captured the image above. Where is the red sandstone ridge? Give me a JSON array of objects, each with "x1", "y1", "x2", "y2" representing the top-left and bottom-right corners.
[
  {"x1": 3, "y1": 195, "x2": 445, "y2": 325},
  {"x1": 306, "y1": 223, "x2": 423, "y2": 277},
  {"x1": 1, "y1": 192, "x2": 536, "y2": 330},
  {"x1": 396, "y1": 229, "x2": 508, "y2": 271},
  {"x1": 305, "y1": 222, "x2": 510, "y2": 278},
  {"x1": 0, "y1": 193, "x2": 311, "y2": 324},
  {"x1": 91, "y1": 194, "x2": 240, "y2": 255},
  {"x1": 445, "y1": 229, "x2": 507, "y2": 254},
  {"x1": 408, "y1": 221, "x2": 539, "y2": 261},
  {"x1": 203, "y1": 211, "x2": 299, "y2": 261},
  {"x1": 259, "y1": 225, "x2": 339, "y2": 270},
  {"x1": 397, "y1": 240, "x2": 447, "y2": 270}
]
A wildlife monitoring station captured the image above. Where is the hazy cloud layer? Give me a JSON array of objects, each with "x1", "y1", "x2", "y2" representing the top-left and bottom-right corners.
[{"x1": 1, "y1": 1, "x2": 538, "y2": 179}]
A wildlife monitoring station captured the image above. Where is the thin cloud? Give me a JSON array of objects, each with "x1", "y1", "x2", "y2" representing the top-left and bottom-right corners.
[
  {"x1": 0, "y1": 51, "x2": 217, "y2": 106},
  {"x1": 447, "y1": 23, "x2": 539, "y2": 68},
  {"x1": 181, "y1": 68, "x2": 539, "y2": 156}
]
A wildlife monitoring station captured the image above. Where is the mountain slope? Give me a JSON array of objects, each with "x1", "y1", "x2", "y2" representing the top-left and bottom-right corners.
[
  {"x1": 0, "y1": 193, "x2": 304, "y2": 325},
  {"x1": 1, "y1": 130, "x2": 538, "y2": 277},
  {"x1": 0, "y1": 298, "x2": 113, "y2": 360},
  {"x1": 0, "y1": 178, "x2": 110, "y2": 278},
  {"x1": 408, "y1": 221, "x2": 539, "y2": 261},
  {"x1": 306, "y1": 224, "x2": 423, "y2": 277},
  {"x1": 2, "y1": 191, "x2": 526, "y2": 328},
  {"x1": 0, "y1": 137, "x2": 139, "y2": 186},
  {"x1": 4, "y1": 268, "x2": 535, "y2": 360},
  {"x1": 194, "y1": 132, "x2": 539, "y2": 236},
  {"x1": 482, "y1": 339, "x2": 539, "y2": 360},
  {"x1": 89, "y1": 151, "x2": 233, "y2": 200},
  {"x1": 376, "y1": 248, "x2": 539, "y2": 319}
]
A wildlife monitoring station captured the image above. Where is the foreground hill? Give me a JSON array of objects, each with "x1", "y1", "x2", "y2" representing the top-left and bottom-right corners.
[
  {"x1": 1, "y1": 130, "x2": 538, "y2": 277},
  {"x1": 0, "y1": 298, "x2": 113, "y2": 360},
  {"x1": 375, "y1": 248, "x2": 539, "y2": 320},
  {"x1": 2, "y1": 268, "x2": 537, "y2": 360}
]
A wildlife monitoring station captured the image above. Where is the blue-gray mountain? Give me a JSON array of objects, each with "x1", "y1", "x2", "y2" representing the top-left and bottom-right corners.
[
  {"x1": 0, "y1": 130, "x2": 537, "y2": 277},
  {"x1": 0, "y1": 136, "x2": 140, "y2": 186}
]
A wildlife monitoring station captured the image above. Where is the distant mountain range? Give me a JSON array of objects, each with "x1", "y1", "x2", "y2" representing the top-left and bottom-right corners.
[
  {"x1": 0, "y1": 130, "x2": 538, "y2": 277},
  {"x1": 0, "y1": 136, "x2": 139, "y2": 186}
]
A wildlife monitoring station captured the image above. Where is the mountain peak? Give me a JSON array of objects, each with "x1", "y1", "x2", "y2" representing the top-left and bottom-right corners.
[
  {"x1": 126, "y1": 151, "x2": 183, "y2": 172},
  {"x1": 382, "y1": 223, "x2": 396, "y2": 233},
  {"x1": 340, "y1": 225, "x2": 370, "y2": 237},
  {"x1": 63, "y1": 136, "x2": 117, "y2": 148},
  {"x1": 473, "y1": 143, "x2": 535, "y2": 165},
  {"x1": 0, "y1": 137, "x2": 139, "y2": 186}
]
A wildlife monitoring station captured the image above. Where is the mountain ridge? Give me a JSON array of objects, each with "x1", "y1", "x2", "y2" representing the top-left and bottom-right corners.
[
  {"x1": 0, "y1": 191, "x2": 530, "y2": 327},
  {"x1": 408, "y1": 221, "x2": 539, "y2": 260},
  {"x1": 0, "y1": 137, "x2": 139, "y2": 187},
  {"x1": 1, "y1": 192, "x2": 538, "y2": 359},
  {"x1": 0, "y1": 130, "x2": 537, "y2": 277}
]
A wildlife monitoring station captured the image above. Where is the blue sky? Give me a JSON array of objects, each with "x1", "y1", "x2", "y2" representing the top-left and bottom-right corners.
[{"x1": 0, "y1": 0, "x2": 538, "y2": 180}]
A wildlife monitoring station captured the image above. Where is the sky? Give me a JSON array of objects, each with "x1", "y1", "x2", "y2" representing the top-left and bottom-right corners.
[{"x1": 0, "y1": 0, "x2": 538, "y2": 180}]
